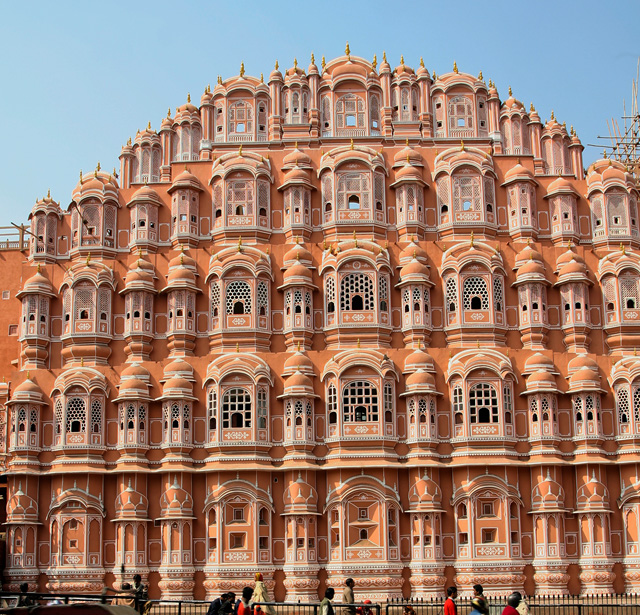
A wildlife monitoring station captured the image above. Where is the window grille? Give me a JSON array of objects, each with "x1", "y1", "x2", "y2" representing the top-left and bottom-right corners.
[
  {"x1": 477, "y1": 98, "x2": 488, "y2": 134},
  {"x1": 335, "y1": 94, "x2": 365, "y2": 129},
  {"x1": 225, "y1": 281, "x2": 252, "y2": 315},
  {"x1": 412, "y1": 287, "x2": 421, "y2": 307},
  {"x1": 208, "y1": 388, "x2": 217, "y2": 429},
  {"x1": 493, "y1": 277, "x2": 504, "y2": 311},
  {"x1": 228, "y1": 100, "x2": 253, "y2": 135},
  {"x1": 620, "y1": 276, "x2": 640, "y2": 309},
  {"x1": 403, "y1": 288, "x2": 410, "y2": 309},
  {"x1": 75, "y1": 286, "x2": 95, "y2": 321},
  {"x1": 293, "y1": 290, "x2": 302, "y2": 312},
  {"x1": 591, "y1": 195, "x2": 604, "y2": 227},
  {"x1": 90, "y1": 399, "x2": 102, "y2": 434},
  {"x1": 634, "y1": 387, "x2": 640, "y2": 426},
  {"x1": 257, "y1": 386, "x2": 268, "y2": 429},
  {"x1": 322, "y1": 174, "x2": 333, "y2": 212},
  {"x1": 384, "y1": 383, "x2": 393, "y2": 417},
  {"x1": 321, "y1": 97, "x2": 332, "y2": 134},
  {"x1": 374, "y1": 172, "x2": 385, "y2": 209},
  {"x1": 379, "y1": 275, "x2": 388, "y2": 308},
  {"x1": 222, "y1": 387, "x2": 252, "y2": 429},
  {"x1": 453, "y1": 176, "x2": 482, "y2": 212},
  {"x1": 343, "y1": 380, "x2": 379, "y2": 423},
  {"x1": 448, "y1": 96, "x2": 474, "y2": 132},
  {"x1": 337, "y1": 173, "x2": 370, "y2": 211},
  {"x1": 210, "y1": 281, "x2": 220, "y2": 319},
  {"x1": 327, "y1": 384, "x2": 337, "y2": 421},
  {"x1": 617, "y1": 386, "x2": 630, "y2": 424},
  {"x1": 453, "y1": 385, "x2": 463, "y2": 415},
  {"x1": 469, "y1": 383, "x2": 499, "y2": 424},
  {"x1": 446, "y1": 276, "x2": 458, "y2": 311},
  {"x1": 463, "y1": 277, "x2": 489, "y2": 310},
  {"x1": 257, "y1": 280, "x2": 269, "y2": 316},
  {"x1": 257, "y1": 181, "x2": 270, "y2": 217},
  {"x1": 29, "y1": 408, "x2": 37, "y2": 433},
  {"x1": 340, "y1": 273, "x2": 374, "y2": 311},
  {"x1": 530, "y1": 397, "x2": 539, "y2": 421},
  {"x1": 326, "y1": 276, "x2": 335, "y2": 313},
  {"x1": 54, "y1": 399, "x2": 63, "y2": 434},
  {"x1": 484, "y1": 177, "x2": 495, "y2": 212},
  {"x1": 370, "y1": 95, "x2": 381, "y2": 131},
  {"x1": 66, "y1": 397, "x2": 86, "y2": 433},
  {"x1": 213, "y1": 185, "x2": 223, "y2": 217},
  {"x1": 503, "y1": 385, "x2": 513, "y2": 412},
  {"x1": 227, "y1": 181, "x2": 253, "y2": 216}
]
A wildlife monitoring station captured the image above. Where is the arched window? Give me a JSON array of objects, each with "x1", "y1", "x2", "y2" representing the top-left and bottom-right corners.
[
  {"x1": 453, "y1": 176, "x2": 482, "y2": 214},
  {"x1": 337, "y1": 173, "x2": 370, "y2": 211},
  {"x1": 448, "y1": 96, "x2": 474, "y2": 134},
  {"x1": 370, "y1": 94, "x2": 381, "y2": 133},
  {"x1": 340, "y1": 273, "x2": 374, "y2": 311},
  {"x1": 226, "y1": 281, "x2": 252, "y2": 315},
  {"x1": 228, "y1": 100, "x2": 253, "y2": 136},
  {"x1": 326, "y1": 276, "x2": 336, "y2": 314},
  {"x1": 446, "y1": 277, "x2": 458, "y2": 313},
  {"x1": 222, "y1": 388, "x2": 252, "y2": 429},
  {"x1": 469, "y1": 383, "x2": 499, "y2": 424},
  {"x1": 327, "y1": 384, "x2": 338, "y2": 425},
  {"x1": 463, "y1": 277, "x2": 489, "y2": 310},
  {"x1": 335, "y1": 94, "x2": 365, "y2": 132},
  {"x1": 66, "y1": 397, "x2": 86, "y2": 434},
  {"x1": 343, "y1": 380, "x2": 379, "y2": 423},
  {"x1": 227, "y1": 181, "x2": 253, "y2": 217}
]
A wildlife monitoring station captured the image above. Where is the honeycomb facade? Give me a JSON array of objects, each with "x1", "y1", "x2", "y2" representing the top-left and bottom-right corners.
[{"x1": 1, "y1": 51, "x2": 640, "y2": 600}]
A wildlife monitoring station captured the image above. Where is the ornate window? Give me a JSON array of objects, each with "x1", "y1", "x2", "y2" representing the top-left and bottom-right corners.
[
  {"x1": 222, "y1": 388, "x2": 252, "y2": 429},
  {"x1": 53, "y1": 389, "x2": 104, "y2": 449},
  {"x1": 342, "y1": 381, "x2": 379, "y2": 423},
  {"x1": 369, "y1": 94, "x2": 381, "y2": 134},
  {"x1": 226, "y1": 281, "x2": 252, "y2": 315},
  {"x1": 9, "y1": 405, "x2": 38, "y2": 451},
  {"x1": 162, "y1": 401, "x2": 191, "y2": 447},
  {"x1": 228, "y1": 100, "x2": 254, "y2": 139},
  {"x1": 572, "y1": 393, "x2": 602, "y2": 438},
  {"x1": 463, "y1": 277, "x2": 489, "y2": 310},
  {"x1": 321, "y1": 96, "x2": 332, "y2": 136},
  {"x1": 469, "y1": 383, "x2": 499, "y2": 424},
  {"x1": 615, "y1": 384, "x2": 640, "y2": 437},
  {"x1": 335, "y1": 94, "x2": 365, "y2": 135},
  {"x1": 227, "y1": 181, "x2": 253, "y2": 216},
  {"x1": 448, "y1": 96, "x2": 474, "y2": 136},
  {"x1": 340, "y1": 273, "x2": 374, "y2": 312},
  {"x1": 337, "y1": 172, "x2": 370, "y2": 212},
  {"x1": 118, "y1": 402, "x2": 147, "y2": 448},
  {"x1": 327, "y1": 384, "x2": 338, "y2": 433}
]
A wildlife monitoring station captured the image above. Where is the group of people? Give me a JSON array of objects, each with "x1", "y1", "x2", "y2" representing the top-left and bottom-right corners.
[
  {"x1": 207, "y1": 573, "x2": 274, "y2": 615},
  {"x1": 444, "y1": 585, "x2": 529, "y2": 615}
]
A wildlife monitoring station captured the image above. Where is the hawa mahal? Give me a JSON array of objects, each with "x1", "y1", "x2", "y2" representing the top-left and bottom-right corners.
[{"x1": 1, "y1": 49, "x2": 639, "y2": 600}]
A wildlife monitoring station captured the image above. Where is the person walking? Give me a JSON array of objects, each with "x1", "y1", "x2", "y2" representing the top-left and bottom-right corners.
[
  {"x1": 321, "y1": 588, "x2": 336, "y2": 615},
  {"x1": 252, "y1": 573, "x2": 274, "y2": 615},
  {"x1": 342, "y1": 578, "x2": 356, "y2": 615},
  {"x1": 501, "y1": 594, "x2": 520, "y2": 615},
  {"x1": 237, "y1": 587, "x2": 254, "y2": 615},
  {"x1": 471, "y1": 584, "x2": 487, "y2": 615},
  {"x1": 444, "y1": 586, "x2": 458, "y2": 615}
]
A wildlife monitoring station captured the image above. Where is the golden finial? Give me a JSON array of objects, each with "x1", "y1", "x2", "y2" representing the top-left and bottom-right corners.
[
  {"x1": 37, "y1": 263, "x2": 41, "y2": 273},
  {"x1": 239, "y1": 62, "x2": 245, "y2": 77},
  {"x1": 294, "y1": 58, "x2": 298, "y2": 69},
  {"x1": 453, "y1": 61, "x2": 458, "y2": 73},
  {"x1": 217, "y1": 75, "x2": 222, "y2": 84},
  {"x1": 321, "y1": 56, "x2": 326, "y2": 71},
  {"x1": 236, "y1": 343, "x2": 240, "y2": 353},
  {"x1": 238, "y1": 144, "x2": 243, "y2": 156},
  {"x1": 80, "y1": 357, "x2": 84, "y2": 367},
  {"x1": 187, "y1": 93, "x2": 191, "y2": 103},
  {"x1": 420, "y1": 57, "x2": 425, "y2": 68},
  {"x1": 350, "y1": 139, "x2": 354, "y2": 150},
  {"x1": 567, "y1": 239, "x2": 573, "y2": 249},
  {"x1": 147, "y1": 121, "x2": 151, "y2": 130},
  {"x1": 621, "y1": 243, "x2": 626, "y2": 255},
  {"x1": 357, "y1": 338, "x2": 361, "y2": 348},
  {"x1": 382, "y1": 50, "x2": 387, "y2": 63},
  {"x1": 345, "y1": 41, "x2": 350, "y2": 58},
  {"x1": 94, "y1": 169, "x2": 98, "y2": 178},
  {"x1": 550, "y1": 109, "x2": 555, "y2": 120},
  {"x1": 570, "y1": 125, "x2": 575, "y2": 135},
  {"x1": 460, "y1": 140, "x2": 465, "y2": 151},
  {"x1": 47, "y1": 188, "x2": 50, "y2": 199},
  {"x1": 476, "y1": 339, "x2": 480, "y2": 349},
  {"x1": 127, "y1": 136, "x2": 132, "y2": 146},
  {"x1": 311, "y1": 52, "x2": 315, "y2": 64},
  {"x1": 432, "y1": 70, "x2": 436, "y2": 80},
  {"x1": 470, "y1": 231, "x2": 474, "y2": 247},
  {"x1": 180, "y1": 252, "x2": 184, "y2": 265},
  {"x1": 603, "y1": 149, "x2": 608, "y2": 159},
  {"x1": 96, "y1": 162, "x2": 101, "y2": 172},
  {"x1": 79, "y1": 169, "x2": 83, "y2": 184},
  {"x1": 506, "y1": 347, "x2": 510, "y2": 357},
  {"x1": 406, "y1": 153, "x2": 410, "y2": 164},
  {"x1": 86, "y1": 252, "x2": 91, "y2": 266},
  {"x1": 237, "y1": 237, "x2": 243, "y2": 252},
  {"x1": 260, "y1": 73, "x2": 264, "y2": 83},
  {"x1": 274, "y1": 59, "x2": 279, "y2": 71},
  {"x1": 478, "y1": 71, "x2": 483, "y2": 80},
  {"x1": 266, "y1": 247, "x2": 269, "y2": 255},
  {"x1": 295, "y1": 235, "x2": 300, "y2": 244},
  {"x1": 400, "y1": 55, "x2": 405, "y2": 65}
]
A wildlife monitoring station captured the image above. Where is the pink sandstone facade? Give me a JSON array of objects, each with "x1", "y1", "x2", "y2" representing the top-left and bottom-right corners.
[{"x1": 1, "y1": 51, "x2": 639, "y2": 600}]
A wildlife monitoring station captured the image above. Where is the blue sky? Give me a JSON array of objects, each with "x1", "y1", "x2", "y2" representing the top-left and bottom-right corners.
[{"x1": 0, "y1": 0, "x2": 638, "y2": 228}]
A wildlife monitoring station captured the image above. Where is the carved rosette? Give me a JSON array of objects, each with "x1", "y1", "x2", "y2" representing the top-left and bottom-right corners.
[
  {"x1": 158, "y1": 567, "x2": 195, "y2": 600},
  {"x1": 578, "y1": 565, "x2": 615, "y2": 595}
]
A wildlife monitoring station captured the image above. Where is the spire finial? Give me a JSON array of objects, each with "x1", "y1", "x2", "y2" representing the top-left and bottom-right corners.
[
  {"x1": 372, "y1": 54, "x2": 377, "y2": 70},
  {"x1": 470, "y1": 231, "x2": 474, "y2": 248},
  {"x1": 275, "y1": 60, "x2": 279, "y2": 70},
  {"x1": 260, "y1": 73, "x2": 264, "y2": 83},
  {"x1": 238, "y1": 144, "x2": 243, "y2": 156},
  {"x1": 400, "y1": 55, "x2": 405, "y2": 65},
  {"x1": 96, "y1": 161, "x2": 101, "y2": 172},
  {"x1": 240, "y1": 62, "x2": 245, "y2": 77},
  {"x1": 237, "y1": 237, "x2": 243, "y2": 252},
  {"x1": 294, "y1": 57, "x2": 298, "y2": 69},
  {"x1": 357, "y1": 338, "x2": 361, "y2": 348},
  {"x1": 383, "y1": 50, "x2": 387, "y2": 63},
  {"x1": 147, "y1": 121, "x2": 151, "y2": 130},
  {"x1": 345, "y1": 41, "x2": 350, "y2": 59},
  {"x1": 311, "y1": 52, "x2": 315, "y2": 64},
  {"x1": 187, "y1": 92, "x2": 191, "y2": 103},
  {"x1": 236, "y1": 343, "x2": 240, "y2": 353},
  {"x1": 453, "y1": 61, "x2": 458, "y2": 73},
  {"x1": 478, "y1": 70, "x2": 483, "y2": 80},
  {"x1": 321, "y1": 56, "x2": 326, "y2": 71},
  {"x1": 86, "y1": 252, "x2": 91, "y2": 266},
  {"x1": 350, "y1": 139, "x2": 354, "y2": 150},
  {"x1": 80, "y1": 357, "x2": 84, "y2": 367},
  {"x1": 530, "y1": 102, "x2": 535, "y2": 112},
  {"x1": 80, "y1": 169, "x2": 83, "y2": 184},
  {"x1": 47, "y1": 188, "x2": 50, "y2": 199},
  {"x1": 460, "y1": 140, "x2": 465, "y2": 151},
  {"x1": 37, "y1": 263, "x2": 41, "y2": 273},
  {"x1": 420, "y1": 57, "x2": 425, "y2": 68},
  {"x1": 550, "y1": 109, "x2": 555, "y2": 120},
  {"x1": 297, "y1": 341, "x2": 301, "y2": 352}
]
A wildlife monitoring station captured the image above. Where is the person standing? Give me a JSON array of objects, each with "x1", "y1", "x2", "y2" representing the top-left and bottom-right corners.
[
  {"x1": 472, "y1": 584, "x2": 487, "y2": 615},
  {"x1": 252, "y1": 573, "x2": 274, "y2": 615},
  {"x1": 321, "y1": 588, "x2": 335, "y2": 615},
  {"x1": 207, "y1": 593, "x2": 229, "y2": 615},
  {"x1": 444, "y1": 586, "x2": 458, "y2": 615},
  {"x1": 342, "y1": 578, "x2": 356, "y2": 615}
]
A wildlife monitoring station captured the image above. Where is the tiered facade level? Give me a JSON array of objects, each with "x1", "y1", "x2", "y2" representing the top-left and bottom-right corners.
[{"x1": 3, "y1": 51, "x2": 640, "y2": 600}]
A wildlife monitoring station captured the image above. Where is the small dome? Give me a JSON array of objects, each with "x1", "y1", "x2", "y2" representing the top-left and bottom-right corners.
[
  {"x1": 408, "y1": 474, "x2": 442, "y2": 511},
  {"x1": 525, "y1": 370, "x2": 558, "y2": 392},
  {"x1": 160, "y1": 476, "x2": 193, "y2": 517},
  {"x1": 393, "y1": 143, "x2": 423, "y2": 168},
  {"x1": 282, "y1": 370, "x2": 316, "y2": 397},
  {"x1": 115, "y1": 481, "x2": 149, "y2": 519},
  {"x1": 399, "y1": 240, "x2": 428, "y2": 264},
  {"x1": 517, "y1": 259, "x2": 546, "y2": 278},
  {"x1": 399, "y1": 257, "x2": 430, "y2": 279},
  {"x1": 283, "y1": 146, "x2": 312, "y2": 168},
  {"x1": 501, "y1": 95, "x2": 526, "y2": 112},
  {"x1": 283, "y1": 350, "x2": 314, "y2": 376},
  {"x1": 121, "y1": 363, "x2": 151, "y2": 379},
  {"x1": 130, "y1": 184, "x2": 162, "y2": 203},
  {"x1": 569, "y1": 367, "x2": 601, "y2": 391},
  {"x1": 405, "y1": 369, "x2": 436, "y2": 388},
  {"x1": 532, "y1": 471, "x2": 565, "y2": 511},
  {"x1": 504, "y1": 162, "x2": 535, "y2": 183},
  {"x1": 284, "y1": 475, "x2": 318, "y2": 513},
  {"x1": 283, "y1": 262, "x2": 314, "y2": 284},
  {"x1": 164, "y1": 358, "x2": 194, "y2": 379},
  {"x1": 167, "y1": 264, "x2": 196, "y2": 285},
  {"x1": 73, "y1": 169, "x2": 119, "y2": 201},
  {"x1": 515, "y1": 243, "x2": 543, "y2": 268},
  {"x1": 568, "y1": 354, "x2": 599, "y2": 374},
  {"x1": 523, "y1": 352, "x2": 556, "y2": 375},
  {"x1": 283, "y1": 243, "x2": 313, "y2": 267},
  {"x1": 12, "y1": 378, "x2": 44, "y2": 403},
  {"x1": 576, "y1": 473, "x2": 610, "y2": 511},
  {"x1": 162, "y1": 376, "x2": 194, "y2": 399},
  {"x1": 283, "y1": 166, "x2": 311, "y2": 184},
  {"x1": 601, "y1": 162, "x2": 627, "y2": 183},
  {"x1": 168, "y1": 248, "x2": 197, "y2": 272},
  {"x1": 404, "y1": 348, "x2": 434, "y2": 373},
  {"x1": 394, "y1": 162, "x2": 424, "y2": 184},
  {"x1": 24, "y1": 270, "x2": 53, "y2": 292},
  {"x1": 168, "y1": 168, "x2": 201, "y2": 193},
  {"x1": 118, "y1": 378, "x2": 148, "y2": 394},
  {"x1": 546, "y1": 177, "x2": 579, "y2": 197},
  {"x1": 556, "y1": 248, "x2": 584, "y2": 271},
  {"x1": 7, "y1": 484, "x2": 38, "y2": 522}
]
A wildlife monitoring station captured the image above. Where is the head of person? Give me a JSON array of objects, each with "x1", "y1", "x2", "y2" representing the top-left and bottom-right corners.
[
  {"x1": 346, "y1": 578, "x2": 354, "y2": 588},
  {"x1": 19, "y1": 583, "x2": 28, "y2": 593},
  {"x1": 121, "y1": 583, "x2": 131, "y2": 590},
  {"x1": 242, "y1": 587, "x2": 253, "y2": 602},
  {"x1": 133, "y1": 574, "x2": 142, "y2": 586},
  {"x1": 325, "y1": 588, "x2": 335, "y2": 600},
  {"x1": 473, "y1": 585, "x2": 483, "y2": 597},
  {"x1": 447, "y1": 586, "x2": 457, "y2": 599},
  {"x1": 228, "y1": 592, "x2": 236, "y2": 603},
  {"x1": 220, "y1": 593, "x2": 229, "y2": 603},
  {"x1": 507, "y1": 593, "x2": 521, "y2": 608},
  {"x1": 255, "y1": 572, "x2": 263, "y2": 582}
]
